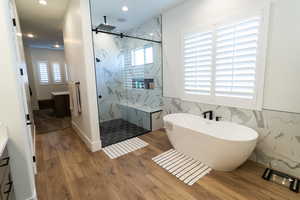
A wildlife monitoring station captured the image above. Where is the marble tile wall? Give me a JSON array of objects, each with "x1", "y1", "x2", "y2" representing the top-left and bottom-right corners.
[
  {"x1": 124, "y1": 16, "x2": 162, "y2": 42},
  {"x1": 119, "y1": 105, "x2": 151, "y2": 130},
  {"x1": 152, "y1": 111, "x2": 164, "y2": 131},
  {"x1": 93, "y1": 16, "x2": 163, "y2": 124},
  {"x1": 94, "y1": 34, "x2": 124, "y2": 122},
  {"x1": 121, "y1": 16, "x2": 163, "y2": 110},
  {"x1": 120, "y1": 40, "x2": 163, "y2": 110},
  {"x1": 163, "y1": 97, "x2": 300, "y2": 178}
]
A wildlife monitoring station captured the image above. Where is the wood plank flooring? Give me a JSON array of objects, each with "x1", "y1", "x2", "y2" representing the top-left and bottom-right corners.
[{"x1": 35, "y1": 128, "x2": 300, "y2": 200}]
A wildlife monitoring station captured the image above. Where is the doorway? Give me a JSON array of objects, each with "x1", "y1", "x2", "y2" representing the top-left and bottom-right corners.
[{"x1": 14, "y1": 0, "x2": 71, "y2": 134}]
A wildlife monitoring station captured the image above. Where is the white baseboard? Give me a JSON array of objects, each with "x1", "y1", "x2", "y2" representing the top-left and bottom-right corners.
[
  {"x1": 24, "y1": 190, "x2": 37, "y2": 200},
  {"x1": 71, "y1": 121, "x2": 102, "y2": 152}
]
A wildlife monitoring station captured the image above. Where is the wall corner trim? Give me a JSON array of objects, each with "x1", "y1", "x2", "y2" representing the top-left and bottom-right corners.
[{"x1": 71, "y1": 121, "x2": 102, "y2": 152}]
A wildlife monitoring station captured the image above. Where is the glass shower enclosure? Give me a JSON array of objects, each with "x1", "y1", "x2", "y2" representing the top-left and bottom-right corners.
[{"x1": 89, "y1": 6, "x2": 163, "y2": 147}]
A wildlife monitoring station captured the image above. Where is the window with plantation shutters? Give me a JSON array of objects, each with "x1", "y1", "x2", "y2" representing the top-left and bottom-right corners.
[
  {"x1": 52, "y1": 63, "x2": 63, "y2": 83},
  {"x1": 38, "y1": 61, "x2": 49, "y2": 84},
  {"x1": 123, "y1": 50, "x2": 145, "y2": 88},
  {"x1": 183, "y1": 31, "x2": 213, "y2": 95},
  {"x1": 215, "y1": 17, "x2": 260, "y2": 99},
  {"x1": 123, "y1": 45, "x2": 153, "y2": 88},
  {"x1": 182, "y1": 15, "x2": 267, "y2": 109}
]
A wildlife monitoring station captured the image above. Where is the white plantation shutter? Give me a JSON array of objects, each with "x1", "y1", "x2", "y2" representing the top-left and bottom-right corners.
[
  {"x1": 182, "y1": 15, "x2": 267, "y2": 109},
  {"x1": 145, "y1": 46, "x2": 153, "y2": 64},
  {"x1": 215, "y1": 17, "x2": 261, "y2": 99},
  {"x1": 52, "y1": 63, "x2": 63, "y2": 83},
  {"x1": 123, "y1": 46, "x2": 153, "y2": 88},
  {"x1": 123, "y1": 52, "x2": 131, "y2": 88},
  {"x1": 132, "y1": 48, "x2": 144, "y2": 66},
  {"x1": 38, "y1": 61, "x2": 49, "y2": 84},
  {"x1": 183, "y1": 31, "x2": 213, "y2": 95},
  {"x1": 123, "y1": 50, "x2": 145, "y2": 88},
  {"x1": 64, "y1": 63, "x2": 69, "y2": 81}
]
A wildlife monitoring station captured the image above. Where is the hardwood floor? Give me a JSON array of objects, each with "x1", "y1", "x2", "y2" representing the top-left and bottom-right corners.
[
  {"x1": 35, "y1": 128, "x2": 300, "y2": 200},
  {"x1": 34, "y1": 109, "x2": 71, "y2": 134}
]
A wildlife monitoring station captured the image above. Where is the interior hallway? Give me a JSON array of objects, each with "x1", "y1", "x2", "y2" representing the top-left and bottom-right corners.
[
  {"x1": 35, "y1": 125, "x2": 300, "y2": 200},
  {"x1": 34, "y1": 109, "x2": 71, "y2": 134}
]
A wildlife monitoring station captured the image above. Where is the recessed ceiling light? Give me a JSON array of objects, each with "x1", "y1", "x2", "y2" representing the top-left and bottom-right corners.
[
  {"x1": 53, "y1": 44, "x2": 60, "y2": 48},
  {"x1": 27, "y1": 33, "x2": 35, "y2": 38},
  {"x1": 16, "y1": 32, "x2": 22, "y2": 37},
  {"x1": 122, "y1": 6, "x2": 129, "y2": 12},
  {"x1": 38, "y1": 0, "x2": 47, "y2": 5}
]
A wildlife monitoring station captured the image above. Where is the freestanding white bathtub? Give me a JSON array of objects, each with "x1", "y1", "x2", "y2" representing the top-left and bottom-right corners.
[{"x1": 163, "y1": 113, "x2": 258, "y2": 171}]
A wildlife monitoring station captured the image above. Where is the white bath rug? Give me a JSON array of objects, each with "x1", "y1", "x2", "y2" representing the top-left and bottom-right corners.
[
  {"x1": 152, "y1": 149, "x2": 212, "y2": 186},
  {"x1": 103, "y1": 137, "x2": 148, "y2": 159}
]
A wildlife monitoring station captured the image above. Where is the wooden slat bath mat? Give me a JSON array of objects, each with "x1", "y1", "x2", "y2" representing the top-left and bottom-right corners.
[
  {"x1": 152, "y1": 149, "x2": 212, "y2": 186},
  {"x1": 103, "y1": 137, "x2": 148, "y2": 159}
]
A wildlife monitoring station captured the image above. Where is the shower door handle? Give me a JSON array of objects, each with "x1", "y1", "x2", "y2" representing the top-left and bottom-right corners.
[{"x1": 98, "y1": 95, "x2": 102, "y2": 99}]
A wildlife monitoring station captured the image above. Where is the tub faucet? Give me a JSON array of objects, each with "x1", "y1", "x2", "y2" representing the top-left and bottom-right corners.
[
  {"x1": 216, "y1": 116, "x2": 222, "y2": 121},
  {"x1": 202, "y1": 110, "x2": 213, "y2": 120}
]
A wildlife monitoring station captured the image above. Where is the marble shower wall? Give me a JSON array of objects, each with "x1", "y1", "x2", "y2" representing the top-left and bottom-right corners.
[
  {"x1": 124, "y1": 16, "x2": 162, "y2": 42},
  {"x1": 119, "y1": 105, "x2": 151, "y2": 130},
  {"x1": 94, "y1": 33, "x2": 124, "y2": 122},
  {"x1": 120, "y1": 40, "x2": 163, "y2": 109},
  {"x1": 121, "y1": 16, "x2": 163, "y2": 109},
  {"x1": 163, "y1": 97, "x2": 300, "y2": 178},
  {"x1": 93, "y1": 16, "x2": 163, "y2": 123}
]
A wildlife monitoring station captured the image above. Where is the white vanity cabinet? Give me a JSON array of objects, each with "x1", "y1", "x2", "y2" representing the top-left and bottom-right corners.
[
  {"x1": 0, "y1": 126, "x2": 14, "y2": 200},
  {"x1": 0, "y1": 148, "x2": 14, "y2": 200}
]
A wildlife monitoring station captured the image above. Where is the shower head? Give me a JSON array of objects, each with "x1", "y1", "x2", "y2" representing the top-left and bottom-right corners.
[{"x1": 97, "y1": 16, "x2": 116, "y2": 32}]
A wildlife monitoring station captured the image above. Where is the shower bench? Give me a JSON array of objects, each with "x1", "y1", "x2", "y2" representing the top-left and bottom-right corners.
[{"x1": 118, "y1": 102, "x2": 163, "y2": 131}]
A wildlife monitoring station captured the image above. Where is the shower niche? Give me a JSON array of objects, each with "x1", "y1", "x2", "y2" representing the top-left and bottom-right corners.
[
  {"x1": 91, "y1": 15, "x2": 163, "y2": 147},
  {"x1": 132, "y1": 78, "x2": 155, "y2": 89}
]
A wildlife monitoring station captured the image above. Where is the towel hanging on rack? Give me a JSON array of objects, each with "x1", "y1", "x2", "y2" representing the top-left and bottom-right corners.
[{"x1": 68, "y1": 81, "x2": 82, "y2": 116}]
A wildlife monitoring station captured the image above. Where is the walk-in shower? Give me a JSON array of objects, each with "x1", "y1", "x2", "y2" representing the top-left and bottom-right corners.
[{"x1": 90, "y1": 4, "x2": 163, "y2": 147}]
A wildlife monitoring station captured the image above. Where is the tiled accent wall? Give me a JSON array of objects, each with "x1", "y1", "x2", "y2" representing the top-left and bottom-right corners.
[
  {"x1": 163, "y1": 97, "x2": 300, "y2": 178},
  {"x1": 94, "y1": 35, "x2": 124, "y2": 122},
  {"x1": 121, "y1": 17, "x2": 163, "y2": 110},
  {"x1": 119, "y1": 105, "x2": 151, "y2": 130},
  {"x1": 93, "y1": 16, "x2": 163, "y2": 123}
]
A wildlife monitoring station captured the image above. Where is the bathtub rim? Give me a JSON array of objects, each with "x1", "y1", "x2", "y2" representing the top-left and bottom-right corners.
[{"x1": 163, "y1": 113, "x2": 258, "y2": 142}]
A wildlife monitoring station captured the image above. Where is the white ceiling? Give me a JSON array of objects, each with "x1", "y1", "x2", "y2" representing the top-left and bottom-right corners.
[
  {"x1": 15, "y1": 0, "x2": 185, "y2": 48},
  {"x1": 15, "y1": 0, "x2": 69, "y2": 49},
  {"x1": 90, "y1": 0, "x2": 186, "y2": 32}
]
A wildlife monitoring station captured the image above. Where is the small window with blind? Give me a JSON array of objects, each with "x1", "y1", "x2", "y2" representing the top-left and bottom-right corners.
[
  {"x1": 64, "y1": 63, "x2": 69, "y2": 81},
  {"x1": 123, "y1": 45, "x2": 153, "y2": 88},
  {"x1": 183, "y1": 15, "x2": 267, "y2": 110},
  {"x1": 38, "y1": 61, "x2": 49, "y2": 85},
  {"x1": 52, "y1": 63, "x2": 63, "y2": 83}
]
